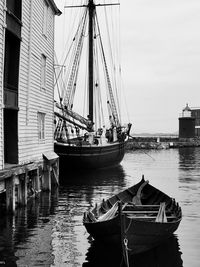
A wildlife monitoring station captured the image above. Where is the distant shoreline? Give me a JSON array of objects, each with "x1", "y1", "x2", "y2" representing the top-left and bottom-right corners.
[{"x1": 126, "y1": 136, "x2": 200, "y2": 150}]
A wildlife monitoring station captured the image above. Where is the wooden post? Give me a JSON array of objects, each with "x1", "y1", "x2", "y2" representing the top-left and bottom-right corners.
[
  {"x1": 5, "y1": 175, "x2": 15, "y2": 213},
  {"x1": 18, "y1": 177, "x2": 23, "y2": 206},
  {"x1": 42, "y1": 152, "x2": 59, "y2": 191},
  {"x1": 35, "y1": 168, "x2": 40, "y2": 192},
  {"x1": 43, "y1": 164, "x2": 51, "y2": 191},
  {"x1": 18, "y1": 173, "x2": 28, "y2": 206},
  {"x1": 51, "y1": 159, "x2": 59, "y2": 187}
]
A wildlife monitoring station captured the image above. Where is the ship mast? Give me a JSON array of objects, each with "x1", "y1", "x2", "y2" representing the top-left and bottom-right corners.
[
  {"x1": 88, "y1": 0, "x2": 95, "y2": 124},
  {"x1": 63, "y1": 0, "x2": 120, "y2": 128}
]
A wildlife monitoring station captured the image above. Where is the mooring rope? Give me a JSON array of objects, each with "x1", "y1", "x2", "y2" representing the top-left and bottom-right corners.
[{"x1": 123, "y1": 238, "x2": 130, "y2": 267}]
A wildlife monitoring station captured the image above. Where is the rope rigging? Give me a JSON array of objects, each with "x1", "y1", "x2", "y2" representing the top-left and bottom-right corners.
[
  {"x1": 63, "y1": 8, "x2": 88, "y2": 108},
  {"x1": 54, "y1": 0, "x2": 131, "y2": 142},
  {"x1": 95, "y1": 11, "x2": 120, "y2": 127}
]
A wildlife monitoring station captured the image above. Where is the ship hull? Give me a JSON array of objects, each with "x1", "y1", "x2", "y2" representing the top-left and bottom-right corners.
[{"x1": 54, "y1": 140, "x2": 126, "y2": 169}]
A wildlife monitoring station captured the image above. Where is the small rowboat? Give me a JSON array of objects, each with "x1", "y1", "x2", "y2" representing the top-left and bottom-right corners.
[{"x1": 83, "y1": 176, "x2": 182, "y2": 258}]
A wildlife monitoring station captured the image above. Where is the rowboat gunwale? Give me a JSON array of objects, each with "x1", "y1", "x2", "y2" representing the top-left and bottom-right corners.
[{"x1": 83, "y1": 176, "x2": 182, "y2": 254}]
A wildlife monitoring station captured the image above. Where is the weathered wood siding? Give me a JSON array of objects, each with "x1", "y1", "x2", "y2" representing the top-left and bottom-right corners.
[
  {"x1": 0, "y1": 1, "x2": 5, "y2": 169},
  {"x1": 18, "y1": 0, "x2": 56, "y2": 164}
]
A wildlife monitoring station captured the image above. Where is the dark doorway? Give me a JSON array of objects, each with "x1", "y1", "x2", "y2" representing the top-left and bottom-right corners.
[{"x1": 4, "y1": 109, "x2": 18, "y2": 164}]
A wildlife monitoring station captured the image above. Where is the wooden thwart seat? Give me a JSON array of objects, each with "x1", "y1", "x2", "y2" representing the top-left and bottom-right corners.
[
  {"x1": 127, "y1": 215, "x2": 176, "y2": 219},
  {"x1": 123, "y1": 210, "x2": 171, "y2": 214},
  {"x1": 126, "y1": 205, "x2": 160, "y2": 207}
]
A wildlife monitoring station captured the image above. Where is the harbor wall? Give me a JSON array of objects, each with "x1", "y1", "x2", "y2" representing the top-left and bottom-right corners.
[{"x1": 126, "y1": 136, "x2": 200, "y2": 150}]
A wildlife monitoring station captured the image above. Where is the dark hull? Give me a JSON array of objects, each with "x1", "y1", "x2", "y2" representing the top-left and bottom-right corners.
[
  {"x1": 84, "y1": 217, "x2": 181, "y2": 255},
  {"x1": 85, "y1": 235, "x2": 183, "y2": 267},
  {"x1": 54, "y1": 140, "x2": 126, "y2": 169},
  {"x1": 83, "y1": 178, "x2": 182, "y2": 254}
]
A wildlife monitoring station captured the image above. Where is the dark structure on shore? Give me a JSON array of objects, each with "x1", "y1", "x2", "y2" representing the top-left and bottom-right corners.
[{"x1": 179, "y1": 104, "x2": 195, "y2": 139}]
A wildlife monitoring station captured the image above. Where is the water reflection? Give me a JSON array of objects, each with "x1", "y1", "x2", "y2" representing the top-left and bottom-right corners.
[
  {"x1": 59, "y1": 164, "x2": 126, "y2": 186},
  {"x1": 0, "y1": 192, "x2": 58, "y2": 266},
  {"x1": 178, "y1": 147, "x2": 200, "y2": 172},
  {"x1": 1, "y1": 148, "x2": 200, "y2": 266},
  {"x1": 83, "y1": 235, "x2": 183, "y2": 267},
  {"x1": 51, "y1": 165, "x2": 127, "y2": 266},
  {"x1": 59, "y1": 164, "x2": 127, "y2": 208},
  {"x1": 177, "y1": 147, "x2": 200, "y2": 267}
]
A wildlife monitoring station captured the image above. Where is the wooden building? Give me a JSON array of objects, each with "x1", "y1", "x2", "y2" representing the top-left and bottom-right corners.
[
  {"x1": 0, "y1": 1, "x2": 61, "y2": 212},
  {"x1": 191, "y1": 107, "x2": 200, "y2": 137},
  {"x1": 0, "y1": 0, "x2": 61, "y2": 169}
]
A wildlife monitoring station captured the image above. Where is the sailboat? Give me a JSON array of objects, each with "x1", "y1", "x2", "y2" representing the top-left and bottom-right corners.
[{"x1": 54, "y1": 0, "x2": 132, "y2": 169}]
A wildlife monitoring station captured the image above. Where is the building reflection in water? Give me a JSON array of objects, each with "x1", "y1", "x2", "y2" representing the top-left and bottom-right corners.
[
  {"x1": 83, "y1": 235, "x2": 183, "y2": 267},
  {"x1": 177, "y1": 147, "x2": 200, "y2": 267},
  {"x1": 178, "y1": 147, "x2": 200, "y2": 174},
  {"x1": 0, "y1": 191, "x2": 58, "y2": 266}
]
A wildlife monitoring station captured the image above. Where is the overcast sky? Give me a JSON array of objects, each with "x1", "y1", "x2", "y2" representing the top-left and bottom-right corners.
[{"x1": 54, "y1": 0, "x2": 200, "y2": 134}]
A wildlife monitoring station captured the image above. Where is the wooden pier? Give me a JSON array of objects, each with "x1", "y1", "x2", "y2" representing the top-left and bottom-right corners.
[{"x1": 0, "y1": 153, "x2": 59, "y2": 214}]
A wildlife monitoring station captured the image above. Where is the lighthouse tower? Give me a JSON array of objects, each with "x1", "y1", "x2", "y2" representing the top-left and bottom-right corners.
[{"x1": 179, "y1": 103, "x2": 195, "y2": 139}]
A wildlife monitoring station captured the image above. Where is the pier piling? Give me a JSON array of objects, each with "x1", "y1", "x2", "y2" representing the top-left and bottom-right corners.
[
  {"x1": 5, "y1": 175, "x2": 15, "y2": 213},
  {"x1": 0, "y1": 154, "x2": 59, "y2": 214}
]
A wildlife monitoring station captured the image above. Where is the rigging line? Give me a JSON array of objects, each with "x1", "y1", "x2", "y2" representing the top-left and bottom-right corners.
[
  {"x1": 97, "y1": 36, "x2": 111, "y2": 122},
  {"x1": 128, "y1": 136, "x2": 156, "y2": 161},
  {"x1": 54, "y1": 53, "x2": 62, "y2": 100},
  {"x1": 117, "y1": 3, "x2": 130, "y2": 123},
  {"x1": 115, "y1": 2, "x2": 122, "y2": 121},
  {"x1": 94, "y1": 26, "x2": 105, "y2": 128},
  {"x1": 121, "y1": 75, "x2": 130, "y2": 122},
  {"x1": 93, "y1": 20, "x2": 102, "y2": 128},
  {"x1": 111, "y1": 3, "x2": 122, "y2": 123},
  {"x1": 83, "y1": 36, "x2": 88, "y2": 120},
  {"x1": 102, "y1": 4, "x2": 120, "y2": 119},
  {"x1": 141, "y1": 150, "x2": 156, "y2": 161},
  {"x1": 54, "y1": 36, "x2": 75, "y2": 92},
  {"x1": 95, "y1": 12, "x2": 119, "y2": 126},
  {"x1": 69, "y1": 27, "x2": 86, "y2": 107},
  {"x1": 63, "y1": 8, "x2": 88, "y2": 107},
  {"x1": 95, "y1": 28, "x2": 109, "y2": 102},
  {"x1": 61, "y1": 1, "x2": 85, "y2": 62},
  {"x1": 94, "y1": 39, "x2": 103, "y2": 129},
  {"x1": 58, "y1": 7, "x2": 87, "y2": 93},
  {"x1": 104, "y1": 2, "x2": 119, "y2": 90},
  {"x1": 54, "y1": 53, "x2": 65, "y2": 89},
  {"x1": 54, "y1": 69, "x2": 61, "y2": 102},
  {"x1": 104, "y1": 4, "x2": 116, "y2": 87}
]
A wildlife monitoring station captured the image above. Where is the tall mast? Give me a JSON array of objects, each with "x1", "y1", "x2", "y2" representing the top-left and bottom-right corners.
[
  {"x1": 88, "y1": 0, "x2": 95, "y2": 124},
  {"x1": 64, "y1": 0, "x2": 119, "y2": 126}
]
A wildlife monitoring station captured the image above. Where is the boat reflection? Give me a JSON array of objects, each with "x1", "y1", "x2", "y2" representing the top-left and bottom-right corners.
[
  {"x1": 59, "y1": 164, "x2": 127, "y2": 213},
  {"x1": 83, "y1": 235, "x2": 183, "y2": 267},
  {"x1": 59, "y1": 164, "x2": 126, "y2": 187}
]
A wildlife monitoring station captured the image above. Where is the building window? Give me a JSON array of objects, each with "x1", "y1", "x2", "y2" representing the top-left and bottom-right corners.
[
  {"x1": 38, "y1": 112, "x2": 45, "y2": 140},
  {"x1": 7, "y1": 0, "x2": 22, "y2": 20},
  {"x1": 41, "y1": 54, "x2": 46, "y2": 88},
  {"x1": 43, "y1": 1, "x2": 49, "y2": 36}
]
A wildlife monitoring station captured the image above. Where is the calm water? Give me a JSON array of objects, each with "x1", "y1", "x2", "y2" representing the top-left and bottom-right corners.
[{"x1": 0, "y1": 147, "x2": 200, "y2": 266}]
